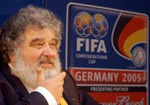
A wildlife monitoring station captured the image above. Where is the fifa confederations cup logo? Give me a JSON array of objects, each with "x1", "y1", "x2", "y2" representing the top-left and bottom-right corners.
[{"x1": 74, "y1": 12, "x2": 109, "y2": 39}]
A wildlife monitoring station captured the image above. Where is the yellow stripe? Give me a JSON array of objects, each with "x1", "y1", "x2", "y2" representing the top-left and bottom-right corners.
[
  {"x1": 123, "y1": 28, "x2": 147, "y2": 58},
  {"x1": 59, "y1": 97, "x2": 68, "y2": 105}
]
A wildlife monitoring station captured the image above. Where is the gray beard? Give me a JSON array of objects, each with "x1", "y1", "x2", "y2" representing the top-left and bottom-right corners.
[{"x1": 10, "y1": 49, "x2": 62, "y2": 92}]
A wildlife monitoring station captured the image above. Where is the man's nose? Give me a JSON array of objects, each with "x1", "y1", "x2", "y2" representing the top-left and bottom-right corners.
[{"x1": 42, "y1": 44, "x2": 54, "y2": 57}]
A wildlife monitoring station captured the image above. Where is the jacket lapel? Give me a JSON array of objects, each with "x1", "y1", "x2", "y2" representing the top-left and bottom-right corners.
[
  {"x1": 63, "y1": 71, "x2": 81, "y2": 105},
  {"x1": 1, "y1": 63, "x2": 29, "y2": 97}
]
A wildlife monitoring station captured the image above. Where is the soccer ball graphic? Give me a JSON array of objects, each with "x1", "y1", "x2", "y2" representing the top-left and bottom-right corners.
[
  {"x1": 74, "y1": 12, "x2": 94, "y2": 37},
  {"x1": 132, "y1": 47, "x2": 146, "y2": 67},
  {"x1": 92, "y1": 14, "x2": 109, "y2": 39}
]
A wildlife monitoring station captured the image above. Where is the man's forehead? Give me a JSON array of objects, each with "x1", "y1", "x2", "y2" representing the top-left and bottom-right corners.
[
  {"x1": 30, "y1": 37, "x2": 57, "y2": 42},
  {"x1": 24, "y1": 27, "x2": 57, "y2": 41}
]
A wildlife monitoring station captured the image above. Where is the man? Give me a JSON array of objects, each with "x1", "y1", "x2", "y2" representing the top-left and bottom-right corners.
[{"x1": 0, "y1": 5, "x2": 100, "y2": 105}]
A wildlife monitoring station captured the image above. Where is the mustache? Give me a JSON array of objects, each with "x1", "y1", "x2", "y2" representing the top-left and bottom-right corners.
[{"x1": 37, "y1": 56, "x2": 55, "y2": 65}]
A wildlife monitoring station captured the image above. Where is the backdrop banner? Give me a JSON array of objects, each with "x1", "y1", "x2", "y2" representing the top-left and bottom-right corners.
[{"x1": 66, "y1": 2, "x2": 148, "y2": 104}]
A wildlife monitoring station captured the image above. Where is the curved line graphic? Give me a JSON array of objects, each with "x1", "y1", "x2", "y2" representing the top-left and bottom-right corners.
[
  {"x1": 123, "y1": 28, "x2": 147, "y2": 58},
  {"x1": 118, "y1": 15, "x2": 147, "y2": 58}
]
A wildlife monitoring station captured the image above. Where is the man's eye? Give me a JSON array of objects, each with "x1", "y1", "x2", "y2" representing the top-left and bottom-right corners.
[
  {"x1": 33, "y1": 43, "x2": 44, "y2": 48},
  {"x1": 50, "y1": 43, "x2": 57, "y2": 48}
]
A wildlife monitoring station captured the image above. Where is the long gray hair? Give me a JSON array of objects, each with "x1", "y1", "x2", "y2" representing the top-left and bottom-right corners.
[{"x1": 0, "y1": 5, "x2": 63, "y2": 63}]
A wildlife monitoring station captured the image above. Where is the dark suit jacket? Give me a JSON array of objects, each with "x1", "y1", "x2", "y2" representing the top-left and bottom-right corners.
[{"x1": 0, "y1": 63, "x2": 100, "y2": 105}]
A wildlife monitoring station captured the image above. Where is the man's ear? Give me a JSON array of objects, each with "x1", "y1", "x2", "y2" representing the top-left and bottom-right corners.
[{"x1": 8, "y1": 53, "x2": 15, "y2": 65}]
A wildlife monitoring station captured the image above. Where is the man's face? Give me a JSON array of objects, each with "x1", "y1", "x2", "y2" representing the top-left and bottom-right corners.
[
  {"x1": 21, "y1": 27, "x2": 59, "y2": 69},
  {"x1": 10, "y1": 27, "x2": 61, "y2": 90}
]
